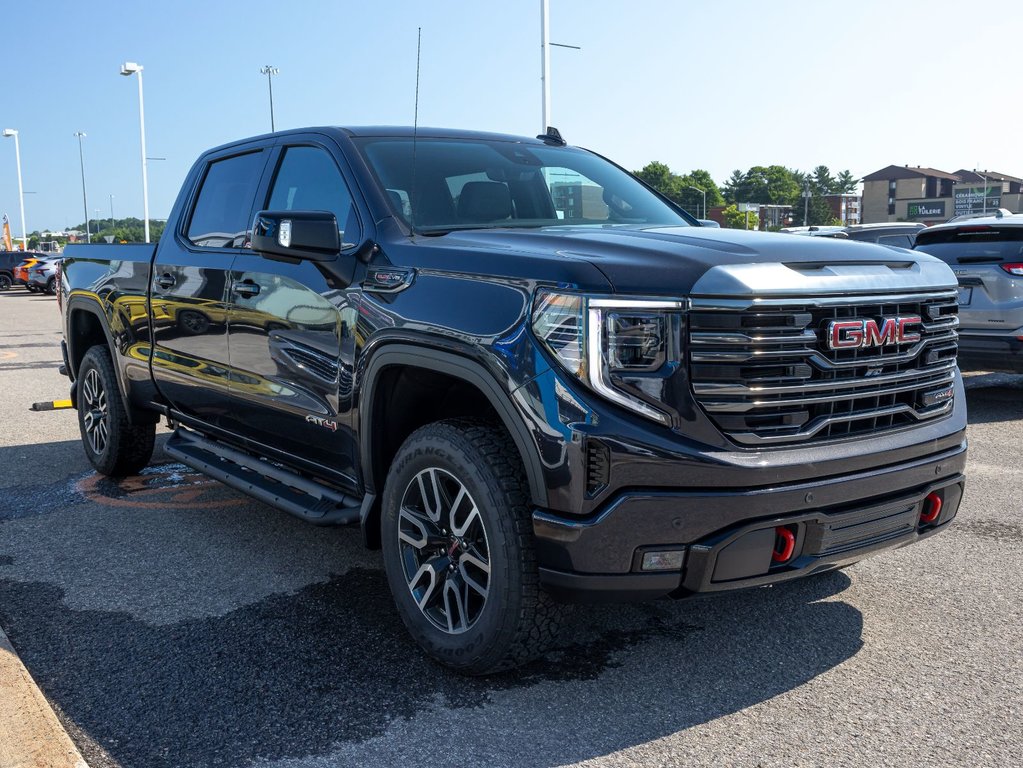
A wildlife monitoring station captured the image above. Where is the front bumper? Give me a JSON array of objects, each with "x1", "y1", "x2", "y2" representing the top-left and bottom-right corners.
[{"x1": 534, "y1": 442, "x2": 966, "y2": 602}]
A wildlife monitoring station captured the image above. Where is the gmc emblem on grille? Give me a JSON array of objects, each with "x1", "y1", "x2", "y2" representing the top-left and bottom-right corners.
[{"x1": 826, "y1": 316, "x2": 922, "y2": 350}]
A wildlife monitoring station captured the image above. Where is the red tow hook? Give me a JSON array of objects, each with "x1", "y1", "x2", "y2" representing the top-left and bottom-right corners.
[
  {"x1": 920, "y1": 492, "x2": 943, "y2": 525},
  {"x1": 772, "y1": 526, "x2": 796, "y2": 564}
]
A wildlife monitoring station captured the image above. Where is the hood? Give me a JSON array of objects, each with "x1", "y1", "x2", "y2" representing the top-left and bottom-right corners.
[{"x1": 425, "y1": 225, "x2": 955, "y2": 296}]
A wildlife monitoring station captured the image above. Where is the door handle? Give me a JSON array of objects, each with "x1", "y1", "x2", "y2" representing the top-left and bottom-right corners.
[
  {"x1": 232, "y1": 281, "x2": 261, "y2": 298},
  {"x1": 154, "y1": 273, "x2": 175, "y2": 289}
]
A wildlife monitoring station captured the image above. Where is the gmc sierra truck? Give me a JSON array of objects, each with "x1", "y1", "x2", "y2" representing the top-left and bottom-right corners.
[{"x1": 59, "y1": 126, "x2": 966, "y2": 674}]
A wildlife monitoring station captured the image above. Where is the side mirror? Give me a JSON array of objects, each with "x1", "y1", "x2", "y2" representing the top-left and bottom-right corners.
[{"x1": 251, "y1": 210, "x2": 340, "y2": 262}]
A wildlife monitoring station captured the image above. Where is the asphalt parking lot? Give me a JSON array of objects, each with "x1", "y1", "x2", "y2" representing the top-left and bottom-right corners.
[{"x1": 1, "y1": 287, "x2": 1021, "y2": 768}]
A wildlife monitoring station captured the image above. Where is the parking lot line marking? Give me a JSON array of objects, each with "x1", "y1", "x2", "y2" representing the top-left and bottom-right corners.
[{"x1": 0, "y1": 627, "x2": 89, "y2": 768}]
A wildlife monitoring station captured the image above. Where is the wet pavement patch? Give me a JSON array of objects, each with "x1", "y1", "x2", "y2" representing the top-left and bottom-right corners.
[{"x1": 76, "y1": 462, "x2": 248, "y2": 511}]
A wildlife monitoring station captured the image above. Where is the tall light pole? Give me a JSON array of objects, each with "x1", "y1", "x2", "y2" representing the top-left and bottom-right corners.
[
  {"x1": 260, "y1": 65, "x2": 279, "y2": 132},
  {"x1": 74, "y1": 132, "x2": 91, "y2": 243},
  {"x1": 2, "y1": 129, "x2": 27, "y2": 250},
  {"x1": 539, "y1": 1, "x2": 580, "y2": 133},
  {"x1": 109, "y1": 194, "x2": 115, "y2": 229},
  {"x1": 120, "y1": 61, "x2": 150, "y2": 243},
  {"x1": 686, "y1": 185, "x2": 707, "y2": 219}
]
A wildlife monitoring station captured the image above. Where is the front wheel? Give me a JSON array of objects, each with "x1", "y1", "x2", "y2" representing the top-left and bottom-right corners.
[
  {"x1": 381, "y1": 419, "x2": 564, "y2": 675},
  {"x1": 0, "y1": 273, "x2": 11, "y2": 291},
  {"x1": 77, "y1": 346, "x2": 156, "y2": 476}
]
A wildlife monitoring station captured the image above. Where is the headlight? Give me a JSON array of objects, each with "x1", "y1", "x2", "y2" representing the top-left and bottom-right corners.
[{"x1": 532, "y1": 291, "x2": 683, "y2": 424}]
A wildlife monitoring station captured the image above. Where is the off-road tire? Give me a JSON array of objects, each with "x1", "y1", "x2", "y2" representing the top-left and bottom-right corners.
[
  {"x1": 381, "y1": 419, "x2": 563, "y2": 675},
  {"x1": 77, "y1": 345, "x2": 156, "y2": 476}
]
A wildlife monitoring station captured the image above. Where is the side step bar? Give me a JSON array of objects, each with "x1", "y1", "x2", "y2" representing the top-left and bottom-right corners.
[{"x1": 165, "y1": 429, "x2": 361, "y2": 526}]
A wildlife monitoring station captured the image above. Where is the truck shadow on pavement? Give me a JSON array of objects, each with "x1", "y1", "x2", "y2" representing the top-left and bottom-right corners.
[
  {"x1": 0, "y1": 456, "x2": 863, "y2": 768},
  {"x1": 963, "y1": 373, "x2": 1023, "y2": 425}
]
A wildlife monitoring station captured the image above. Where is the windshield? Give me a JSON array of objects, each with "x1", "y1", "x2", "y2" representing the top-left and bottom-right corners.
[{"x1": 353, "y1": 137, "x2": 692, "y2": 233}]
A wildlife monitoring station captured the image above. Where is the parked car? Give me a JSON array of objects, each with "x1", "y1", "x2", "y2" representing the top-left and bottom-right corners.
[
  {"x1": 27, "y1": 257, "x2": 62, "y2": 294},
  {"x1": 914, "y1": 211, "x2": 1023, "y2": 373},
  {"x1": 0, "y1": 251, "x2": 25, "y2": 290},
  {"x1": 13, "y1": 253, "x2": 57, "y2": 290},
  {"x1": 785, "y1": 223, "x2": 926, "y2": 248}
]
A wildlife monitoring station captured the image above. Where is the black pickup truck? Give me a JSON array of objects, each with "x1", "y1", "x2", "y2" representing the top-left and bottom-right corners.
[{"x1": 60, "y1": 126, "x2": 966, "y2": 673}]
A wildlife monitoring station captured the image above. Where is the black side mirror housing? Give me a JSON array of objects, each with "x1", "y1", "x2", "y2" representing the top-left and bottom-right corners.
[{"x1": 251, "y1": 210, "x2": 340, "y2": 262}]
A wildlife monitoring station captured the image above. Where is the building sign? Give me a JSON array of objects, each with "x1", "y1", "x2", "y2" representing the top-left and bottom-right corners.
[
  {"x1": 907, "y1": 201, "x2": 945, "y2": 219},
  {"x1": 954, "y1": 185, "x2": 1000, "y2": 216}
]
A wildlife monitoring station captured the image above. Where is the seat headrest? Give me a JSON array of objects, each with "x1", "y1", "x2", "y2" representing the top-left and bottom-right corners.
[{"x1": 457, "y1": 181, "x2": 512, "y2": 223}]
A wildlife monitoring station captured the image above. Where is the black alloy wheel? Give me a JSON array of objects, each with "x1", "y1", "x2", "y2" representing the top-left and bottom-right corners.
[
  {"x1": 397, "y1": 467, "x2": 492, "y2": 634},
  {"x1": 76, "y1": 346, "x2": 156, "y2": 476},
  {"x1": 381, "y1": 419, "x2": 564, "y2": 674}
]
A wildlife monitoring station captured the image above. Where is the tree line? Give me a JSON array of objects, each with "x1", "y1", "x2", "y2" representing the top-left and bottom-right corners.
[
  {"x1": 23, "y1": 218, "x2": 167, "y2": 249},
  {"x1": 634, "y1": 161, "x2": 859, "y2": 228}
]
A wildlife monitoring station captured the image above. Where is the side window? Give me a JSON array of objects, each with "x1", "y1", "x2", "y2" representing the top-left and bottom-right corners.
[
  {"x1": 187, "y1": 151, "x2": 265, "y2": 248},
  {"x1": 878, "y1": 235, "x2": 912, "y2": 248},
  {"x1": 267, "y1": 146, "x2": 359, "y2": 247}
]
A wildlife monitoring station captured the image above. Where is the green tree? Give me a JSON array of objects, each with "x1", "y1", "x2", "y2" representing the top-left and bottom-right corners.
[
  {"x1": 721, "y1": 204, "x2": 757, "y2": 229},
  {"x1": 722, "y1": 170, "x2": 745, "y2": 204},
  {"x1": 677, "y1": 169, "x2": 725, "y2": 216},
  {"x1": 835, "y1": 169, "x2": 858, "y2": 193},
  {"x1": 634, "y1": 161, "x2": 681, "y2": 201}
]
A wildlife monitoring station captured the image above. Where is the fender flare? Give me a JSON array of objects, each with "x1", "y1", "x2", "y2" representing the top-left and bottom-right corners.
[
  {"x1": 359, "y1": 343, "x2": 548, "y2": 523},
  {"x1": 65, "y1": 293, "x2": 155, "y2": 425}
]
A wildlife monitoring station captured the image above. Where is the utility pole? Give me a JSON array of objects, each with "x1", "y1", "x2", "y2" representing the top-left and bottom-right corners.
[{"x1": 261, "y1": 65, "x2": 279, "y2": 132}]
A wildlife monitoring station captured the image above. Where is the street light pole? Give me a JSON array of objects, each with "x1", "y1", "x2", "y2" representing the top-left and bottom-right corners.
[
  {"x1": 260, "y1": 65, "x2": 279, "y2": 132},
  {"x1": 2, "y1": 129, "x2": 27, "y2": 250},
  {"x1": 686, "y1": 185, "x2": 707, "y2": 219},
  {"x1": 74, "y1": 132, "x2": 91, "y2": 243},
  {"x1": 110, "y1": 194, "x2": 115, "y2": 230},
  {"x1": 120, "y1": 62, "x2": 150, "y2": 243},
  {"x1": 539, "y1": 2, "x2": 580, "y2": 134},
  {"x1": 540, "y1": 0, "x2": 550, "y2": 132}
]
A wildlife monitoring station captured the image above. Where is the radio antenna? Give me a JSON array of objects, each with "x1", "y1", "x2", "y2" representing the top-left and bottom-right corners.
[{"x1": 410, "y1": 26, "x2": 422, "y2": 239}]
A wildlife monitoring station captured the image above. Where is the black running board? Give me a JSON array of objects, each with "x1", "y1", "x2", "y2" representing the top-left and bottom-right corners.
[{"x1": 165, "y1": 429, "x2": 361, "y2": 526}]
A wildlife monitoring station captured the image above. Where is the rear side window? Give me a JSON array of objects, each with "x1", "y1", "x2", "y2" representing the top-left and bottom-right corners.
[
  {"x1": 915, "y1": 226, "x2": 1023, "y2": 265},
  {"x1": 187, "y1": 151, "x2": 266, "y2": 248},
  {"x1": 877, "y1": 234, "x2": 913, "y2": 248}
]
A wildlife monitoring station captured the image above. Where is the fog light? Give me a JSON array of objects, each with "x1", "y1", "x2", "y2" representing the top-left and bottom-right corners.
[{"x1": 641, "y1": 550, "x2": 685, "y2": 571}]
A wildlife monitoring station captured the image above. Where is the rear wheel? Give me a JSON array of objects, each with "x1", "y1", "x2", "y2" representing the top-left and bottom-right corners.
[
  {"x1": 77, "y1": 346, "x2": 156, "y2": 476},
  {"x1": 0, "y1": 273, "x2": 11, "y2": 291},
  {"x1": 381, "y1": 419, "x2": 563, "y2": 675},
  {"x1": 45, "y1": 276, "x2": 56, "y2": 295}
]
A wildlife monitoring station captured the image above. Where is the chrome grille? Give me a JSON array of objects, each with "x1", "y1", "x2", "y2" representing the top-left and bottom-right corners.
[{"x1": 689, "y1": 291, "x2": 959, "y2": 445}]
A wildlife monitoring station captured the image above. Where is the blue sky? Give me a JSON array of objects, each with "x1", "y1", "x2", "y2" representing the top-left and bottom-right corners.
[{"x1": 2, "y1": 0, "x2": 1021, "y2": 234}]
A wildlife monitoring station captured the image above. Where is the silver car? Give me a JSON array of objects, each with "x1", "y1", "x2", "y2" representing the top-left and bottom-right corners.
[{"x1": 914, "y1": 211, "x2": 1023, "y2": 373}]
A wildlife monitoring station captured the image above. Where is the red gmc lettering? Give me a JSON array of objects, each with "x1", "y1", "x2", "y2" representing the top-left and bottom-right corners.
[
  {"x1": 828, "y1": 315, "x2": 921, "y2": 349},
  {"x1": 830, "y1": 320, "x2": 864, "y2": 348}
]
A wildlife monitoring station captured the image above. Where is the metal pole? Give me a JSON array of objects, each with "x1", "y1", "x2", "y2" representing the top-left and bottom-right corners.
[
  {"x1": 261, "y1": 66, "x2": 279, "y2": 133},
  {"x1": 75, "y1": 132, "x2": 91, "y2": 243},
  {"x1": 541, "y1": 0, "x2": 550, "y2": 132},
  {"x1": 110, "y1": 194, "x2": 115, "y2": 230},
  {"x1": 136, "y1": 70, "x2": 150, "y2": 243},
  {"x1": 9, "y1": 132, "x2": 27, "y2": 249}
]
